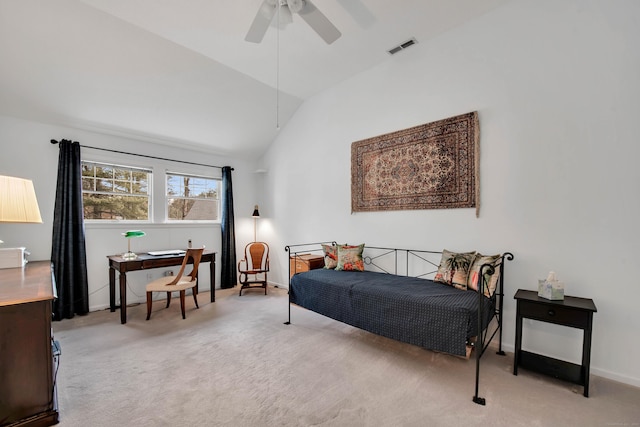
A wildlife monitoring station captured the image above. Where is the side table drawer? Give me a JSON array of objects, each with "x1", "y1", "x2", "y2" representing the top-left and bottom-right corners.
[
  {"x1": 292, "y1": 259, "x2": 310, "y2": 273},
  {"x1": 306, "y1": 257, "x2": 324, "y2": 270},
  {"x1": 518, "y1": 300, "x2": 590, "y2": 329}
]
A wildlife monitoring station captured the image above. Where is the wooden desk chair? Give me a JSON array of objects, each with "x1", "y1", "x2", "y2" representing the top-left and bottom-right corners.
[
  {"x1": 146, "y1": 248, "x2": 204, "y2": 320},
  {"x1": 238, "y1": 242, "x2": 269, "y2": 296}
]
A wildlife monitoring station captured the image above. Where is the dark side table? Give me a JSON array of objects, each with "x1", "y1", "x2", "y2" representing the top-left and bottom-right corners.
[{"x1": 513, "y1": 289, "x2": 597, "y2": 397}]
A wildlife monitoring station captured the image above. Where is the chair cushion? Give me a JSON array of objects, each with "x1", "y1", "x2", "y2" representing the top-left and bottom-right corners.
[
  {"x1": 243, "y1": 269, "x2": 267, "y2": 274},
  {"x1": 146, "y1": 276, "x2": 197, "y2": 292}
]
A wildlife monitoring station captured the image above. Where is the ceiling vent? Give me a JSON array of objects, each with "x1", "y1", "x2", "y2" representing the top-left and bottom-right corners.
[{"x1": 387, "y1": 38, "x2": 418, "y2": 55}]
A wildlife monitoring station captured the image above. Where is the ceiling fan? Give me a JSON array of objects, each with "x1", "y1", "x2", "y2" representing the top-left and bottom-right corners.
[{"x1": 245, "y1": 0, "x2": 342, "y2": 45}]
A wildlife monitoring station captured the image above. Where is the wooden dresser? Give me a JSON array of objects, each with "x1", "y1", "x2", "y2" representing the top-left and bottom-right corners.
[
  {"x1": 0, "y1": 261, "x2": 59, "y2": 426},
  {"x1": 289, "y1": 254, "x2": 325, "y2": 278}
]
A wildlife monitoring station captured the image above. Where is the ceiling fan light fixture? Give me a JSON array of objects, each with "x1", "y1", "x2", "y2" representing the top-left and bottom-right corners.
[
  {"x1": 276, "y1": 3, "x2": 293, "y2": 28},
  {"x1": 246, "y1": 0, "x2": 340, "y2": 44},
  {"x1": 287, "y1": 0, "x2": 305, "y2": 14}
]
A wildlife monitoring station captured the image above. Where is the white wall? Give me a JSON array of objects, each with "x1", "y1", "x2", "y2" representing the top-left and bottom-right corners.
[
  {"x1": 0, "y1": 115, "x2": 260, "y2": 310},
  {"x1": 260, "y1": 0, "x2": 640, "y2": 387}
]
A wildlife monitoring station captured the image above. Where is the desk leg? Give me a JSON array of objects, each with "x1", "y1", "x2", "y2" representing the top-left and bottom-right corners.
[
  {"x1": 513, "y1": 306, "x2": 522, "y2": 375},
  {"x1": 582, "y1": 315, "x2": 594, "y2": 397},
  {"x1": 210, "y1": 258, "x2": 216, "y2": 303},
  {"x1": 109, "y1": 267, "x2": 116, "y2": 312},
  {"x1": 119, "y1": 272, "x2": 127, "y2": 324}
]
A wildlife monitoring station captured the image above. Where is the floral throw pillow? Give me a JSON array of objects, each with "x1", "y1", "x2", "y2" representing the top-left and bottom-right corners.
[
  {"x1": 468, "y1": 254, "x2": 501, "y2": 297},
  {"x1": 321, "y1": 244, "x2": 338, "y2": 269},
  {"x1": 434, "y1": 250, "x2": 477, "y2": 290},
  {"x1": 335, "y1": 244, "x2": 365, "y2": 272}
]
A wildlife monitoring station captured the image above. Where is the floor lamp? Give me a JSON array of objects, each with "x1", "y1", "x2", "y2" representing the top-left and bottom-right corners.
[{"x1": 252, "y1": 205, "x2": 260, "y2": 242}]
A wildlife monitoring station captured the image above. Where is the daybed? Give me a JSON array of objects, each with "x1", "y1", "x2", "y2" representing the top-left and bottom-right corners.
[{"x1": 285, "y1": 242, "x2": 514, "y2": 405}]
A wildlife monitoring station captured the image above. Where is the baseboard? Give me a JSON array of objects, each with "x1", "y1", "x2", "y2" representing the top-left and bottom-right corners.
[
  {"x1": 590, "y1": 367, "x2": 640, "y2": 389},
  {"x1": 268, "y1": 280, "x2": 289, "y2": 290},
  {"x1": 88, "y1": 286, "x2": 214, "y2": 313}
]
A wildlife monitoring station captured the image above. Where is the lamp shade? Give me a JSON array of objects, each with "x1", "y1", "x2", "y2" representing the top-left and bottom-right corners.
[
  {"x1": 122, "y1": 230, "x2": 146, "y2": 238},
  {"x1": 275, "y1": 3, "x2": 293, "y2": 28},
  {"x1": 252, "y1": 205, "x2": 260, "y2": 218},
  {"x1": 0, "y1": 175, "x2": 43, "y2": 223}
]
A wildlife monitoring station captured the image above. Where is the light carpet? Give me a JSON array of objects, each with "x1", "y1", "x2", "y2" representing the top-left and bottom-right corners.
[{"x1": 53, "y1": 287, "x2": 640, "y2": 426}]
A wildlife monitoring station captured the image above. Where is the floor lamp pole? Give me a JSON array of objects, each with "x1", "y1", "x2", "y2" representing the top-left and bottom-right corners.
[{"x1": 252, "y1": 205, "x2": 260, "y2": 242}]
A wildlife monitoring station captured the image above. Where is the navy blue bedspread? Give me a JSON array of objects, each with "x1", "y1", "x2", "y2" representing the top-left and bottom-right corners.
[{"x1": 290, "y1": 269, "x2": 495, "y2": 356}]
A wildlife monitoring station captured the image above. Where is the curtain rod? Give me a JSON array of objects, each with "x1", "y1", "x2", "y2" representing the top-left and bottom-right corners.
[{"x1": 50, "y1": 139, "x2": 232, "y2": 170}]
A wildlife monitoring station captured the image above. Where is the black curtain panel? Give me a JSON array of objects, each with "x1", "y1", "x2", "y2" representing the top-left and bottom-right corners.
[
  {"x1": 220, "y1": 166, "x2": 237, "y2": 289},
  {"x1": 51, "y1": 139, "x2": 89, "y2": 320}
]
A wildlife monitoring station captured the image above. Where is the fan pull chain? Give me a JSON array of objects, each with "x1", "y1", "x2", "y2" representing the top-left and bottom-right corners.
[{"x1": 276, "y1": 0, "x2": 281, "y2": 130}]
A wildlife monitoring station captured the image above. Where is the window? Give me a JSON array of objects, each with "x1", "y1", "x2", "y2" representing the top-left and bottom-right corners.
[
  {"x1": 82, "y1": 162, "x2": 151, "y2": 221},
  {"x1": 166, "y1": 172, "x2": 220, "y2": 221}
]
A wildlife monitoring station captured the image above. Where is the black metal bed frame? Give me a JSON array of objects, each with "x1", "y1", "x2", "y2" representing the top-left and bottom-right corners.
[{"x1": 284, "y1": 242, "x2": 514, "y2": 406}]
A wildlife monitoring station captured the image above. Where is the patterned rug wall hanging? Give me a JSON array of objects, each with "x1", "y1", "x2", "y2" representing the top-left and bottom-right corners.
[{"x1": 351, "y1": 111, "x2": 479, "y2": 216}]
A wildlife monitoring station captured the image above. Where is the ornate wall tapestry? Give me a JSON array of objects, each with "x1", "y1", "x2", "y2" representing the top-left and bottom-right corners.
[{"x1": 351, "y1": 111, "x2": 479, "y2": 216}]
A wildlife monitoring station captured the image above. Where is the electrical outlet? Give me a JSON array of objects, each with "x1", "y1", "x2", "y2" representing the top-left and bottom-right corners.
[
  {"x1": 165, "y1": 270, "x2": 174, "y2": 277},
  {"x1": 146, "y1": 272, "x2": 153, "y2": 280}
]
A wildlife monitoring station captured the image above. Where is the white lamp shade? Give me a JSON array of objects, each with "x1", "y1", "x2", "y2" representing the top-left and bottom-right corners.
[
  {"x1": 0, "y1": 175, "x2": 43, "y2": 223},
  {"x1": 273, "y1": 3, "x2": 292, "y2": 28}
]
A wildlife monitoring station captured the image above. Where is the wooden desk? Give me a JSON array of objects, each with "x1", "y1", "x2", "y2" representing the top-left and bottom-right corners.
[
  {"x1": 108, "y1": 250, "x2": 216, "y2": 324},
  {"x1": 0, "y1": 261, "x2": 59, "y2": 426},
  {"x1": 513, "y1": 289, "x2": 597, "y2": 396}
]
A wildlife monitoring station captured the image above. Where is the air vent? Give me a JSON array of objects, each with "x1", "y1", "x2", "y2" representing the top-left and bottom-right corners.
[{"x1": 387, "y1": 38, "x2": 417, "y2": 55}]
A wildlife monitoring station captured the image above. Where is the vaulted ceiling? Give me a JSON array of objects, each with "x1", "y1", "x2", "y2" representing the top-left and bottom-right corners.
[{"x1": 0, "y1": 0, "x2": 511, "y2": 157}]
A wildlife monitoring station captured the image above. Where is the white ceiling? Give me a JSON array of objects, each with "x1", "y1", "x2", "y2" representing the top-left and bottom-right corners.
[{"x1": 0, "y1": 0, "x2": 511, "y2": 158}]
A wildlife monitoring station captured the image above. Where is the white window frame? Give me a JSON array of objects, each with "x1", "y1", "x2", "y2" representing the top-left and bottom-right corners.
[{"x1": 165, "y1": 171, "x2": 220, "y2": 223}]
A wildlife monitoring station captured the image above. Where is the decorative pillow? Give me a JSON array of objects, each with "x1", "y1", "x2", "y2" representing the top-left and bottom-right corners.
[
  {"x1": 321, "y1": 244, "x2": 338, "y2": 269},
  {"x1": 468, "y1": 254, "x2": 501, "y2": 297},
  {"x1": 434, "y1": 250, "x2": 476, "y2": 290},
  {"x1": 335, "y1": 244, "x2": 365, "y2": 272}
]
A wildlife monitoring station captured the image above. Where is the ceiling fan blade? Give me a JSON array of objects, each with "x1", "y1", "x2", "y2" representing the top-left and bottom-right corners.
[
  {"x1": 296, "y1": 0, "x2": 341, "y2": 44},
  {"x1": 245, "y1": 0, "x2": 277, "y2": 43}
]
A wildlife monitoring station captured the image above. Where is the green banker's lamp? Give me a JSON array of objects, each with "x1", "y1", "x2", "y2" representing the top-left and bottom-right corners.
[{"x1": 122, "y1": 230, "x2": 145, "y2": 260}]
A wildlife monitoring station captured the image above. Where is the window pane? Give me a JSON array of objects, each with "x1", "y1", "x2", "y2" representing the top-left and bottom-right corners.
[
  {"x1": 166, "y1": 175, "x2": 180, "y2": 196},
  {"x1": 81, "y1": 177, "x2": 94, "y2": 191},
  {"x1": 82, "y1": 164, "x2": 95, "y2": 177},
  {"x1": 113, "y1": 169, "x2": 131, "y2": 180},
  {"x1": 113, "y1": 180, "x2": 131, "y2": 193},
  {"x1": 95, "y1": 178, "x2": 113, "y2": 192},
  {"x1": 167, "y1": 199, "x2": 219, "y2": 221},
  {"x1": 95, "y1": 166, "x2": 112, "y2": 179},
  {"x1": 132, "y1": 172, "x2": 148, "y2": 192},
  {"x1": 83, "y1": 194, "x2": 149, "y2": 220}
]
